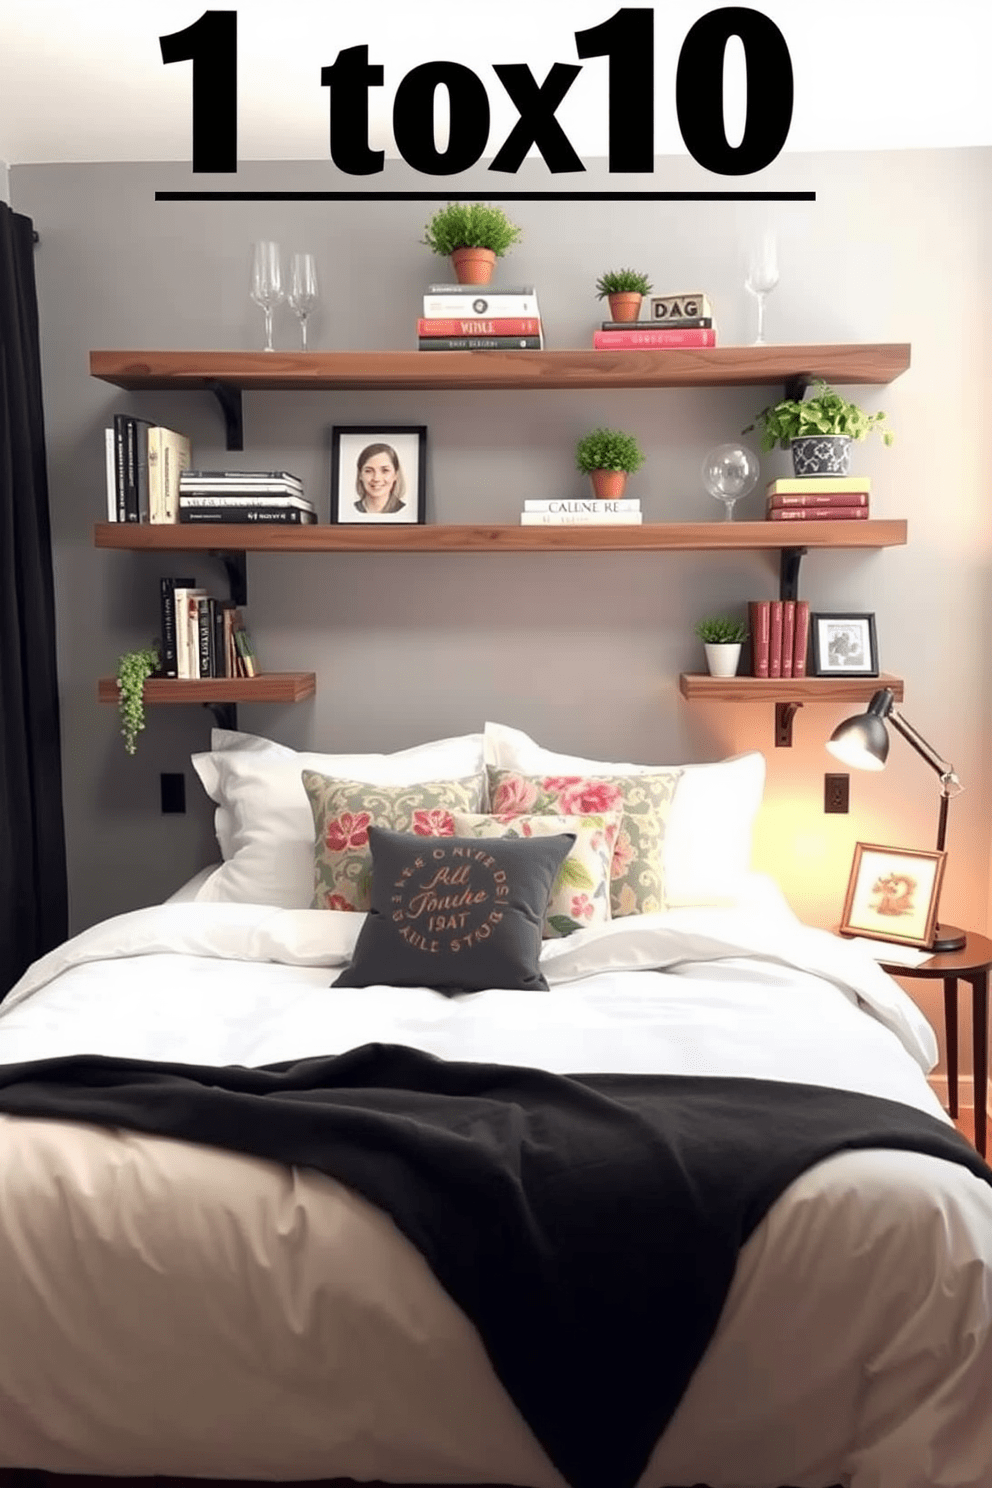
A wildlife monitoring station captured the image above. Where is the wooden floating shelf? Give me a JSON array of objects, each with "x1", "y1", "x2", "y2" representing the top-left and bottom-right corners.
[
  {"x1": 97, "y1": 674, "x2": 316, "y2": 706},
  {"x1": 90, "y1": 344, "x2": 912, "y2": 394},
  {"x1": 93, "y1": 520, "x2": 908, "y2": 554},
  {"x1": 679, "y1": 672, "x2": 905, "y2": 703}
]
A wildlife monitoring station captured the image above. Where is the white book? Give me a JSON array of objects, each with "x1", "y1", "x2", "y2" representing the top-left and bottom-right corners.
[
  {"x1": 173, "y1": 587, "x2": 207, "y2": 679},
  {"x1": 523, "y1": 498, "x2": 640, "y2": 513},
  {"x1": 179, "y1": 494, "x2": 315, "y2": 511},
  {"x1": 422, "y1": 293, "x2": 540, "y2": 318},
  {"x1": 149, "y1": 426, "x2": 192, "y2": 523},
  {"x1": 104, "y1": 427, "x2": 116, "y2": 521},
  {"x1": 520, "y1": 512, "x2": 644, "y2": 525}
]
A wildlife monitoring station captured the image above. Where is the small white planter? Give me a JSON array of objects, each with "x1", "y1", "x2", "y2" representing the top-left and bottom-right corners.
[{"x1": 704, "y1": 642, "x2": 742, "y2": 678}]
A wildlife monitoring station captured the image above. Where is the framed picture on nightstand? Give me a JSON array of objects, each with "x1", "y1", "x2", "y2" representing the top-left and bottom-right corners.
[
  {"x1": 810, "y1": 612, "x2": 879, "y2": 677},
  {"x1": 839, "y1": 842, "x2": 947, "y2": 949},
  {"x1": 330, "y1": 425, "x2": 427, "y2": 525}
]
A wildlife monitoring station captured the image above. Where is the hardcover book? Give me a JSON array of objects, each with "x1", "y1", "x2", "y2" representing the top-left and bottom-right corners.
[
  {"x1": 768, "y1": 600, "x2": 784, "y2": 679},
  {"x1": 422, "y1": 293, "x2": 541, "y2": 319},
  {"x1": 793, "y1": 601, "x2": 811, "y2": 677},
  {"x1": 523, "y1": 498, "x2": 640, "y2": 513},
  {"x1": 600, "y1": 318, "x2": 713, "y2": 331},
  {"x1": 767, "y1": 491, "x2": 869, "y2": 509},
  {"x1": 159, "y1": 575, "x2": 195, "y2": 678},
  {"x1": 148, "y1": 426, "x2": 192, "y2": 523},
  {"x1": 749, "y1": 600, "x2": 770, "y2": 678},
  {"x1": 417, "y1": 317, "x2": 542, "y2": 337},
  {"x1": 179, "y1": 508, "x2": 317, "y2": 524},
  {"x1": 781, "y1": 599, "x2": 796, "y2": 679},
  {"x1": 767, "y1": 476, "x2": 872, "y2": 496},
  {"x1": 767, "y1": 507, "x2": 869, "y2": 522},
  {"x1": 418, "y1": 335, "x2": 542, "y2": 351},
  {"x1": 592, "y1": 328, "x2": 716, "y2": 349},
  {"x1": 179, "y1": 494, "x2": 315, "y2": 511},
  {"x1": 520, "y1": 511, "x2": 643, "y2": 525}
]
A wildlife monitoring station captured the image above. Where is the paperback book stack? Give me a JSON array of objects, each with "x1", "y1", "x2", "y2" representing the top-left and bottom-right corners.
[
  {"x1": 520, "y1": 498, "x2": 642, "y2": 526},
  {"x1": 104, "y1": 415, "x2": 191, "y2": 523},
  {"x1": 592, "y1": 292, "x2": 718, "y2": 351},
  {"x1": 178, "y1": 471, "x2": 316, "y2": 525},
  {"x1": 765, "y1": 476, "x2": 871, "y2": 522},
  {"x1": 418, "y1": 284, "x2": 544, "y2": 351},
  {"x1": 749, "y1": 599, "x2": 811, "y2": 679},
  {"x1": 159, "y1": 577, "x2": 261, "y2": 680}
]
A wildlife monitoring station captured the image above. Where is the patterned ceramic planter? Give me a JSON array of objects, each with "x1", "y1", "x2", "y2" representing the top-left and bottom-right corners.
[{"x1": 790, "y1": 434, "x2": 852, "y2": 477}]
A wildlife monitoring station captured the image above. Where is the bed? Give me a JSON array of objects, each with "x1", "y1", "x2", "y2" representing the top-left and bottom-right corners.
[{"x1": 0, "y1": 722, "x2": 990, "y2": 1488}]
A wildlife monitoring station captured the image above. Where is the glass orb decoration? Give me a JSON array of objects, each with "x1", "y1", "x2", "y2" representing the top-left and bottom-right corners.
[{"x1": 701, "y1": 443, "x2": 760, "y2": 522}]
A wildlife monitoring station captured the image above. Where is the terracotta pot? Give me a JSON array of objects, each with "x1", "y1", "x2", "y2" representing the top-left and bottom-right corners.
[
  {"x1": 589, "y1": 469, "x2": 628, "y2": 501},
  {"x1": 607, "y1": 292, "x2": 642, "y2": 323},
  {"x1": 450, "y1": 248, "x2": 497, "y2": 285}
]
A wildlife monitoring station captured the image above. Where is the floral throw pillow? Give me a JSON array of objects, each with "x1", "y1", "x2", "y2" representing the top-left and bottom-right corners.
[
  {"x1": 486, "y1": 766, "x2": 681, "y2": 917},
  {"x1": 302, "y1": 770, "x2": 486, "y2": 912},
  {"x1": 451, "y1": 809, "x2": 623, "y2": 938}
]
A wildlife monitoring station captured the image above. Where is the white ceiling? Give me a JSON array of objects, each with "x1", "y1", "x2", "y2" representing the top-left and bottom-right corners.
[{"x1": 1, "y1": 0, "x2": 991, "y2": 167}]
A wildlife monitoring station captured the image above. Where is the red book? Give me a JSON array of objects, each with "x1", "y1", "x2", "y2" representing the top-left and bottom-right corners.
[
  {"x1": 592, "y1": 328, "x2": 717, "y2": 349},
  {"x1": 417, "y1": 317, "x2": 541, "y2": 336},
  {"x1": 792, "y1": 601, "x2": 810, "y2": 677},
  {"x1": 767, "y1": 506, "x2": 870, "y2": 521},
  {"x1": 768, "y1": 490, "x2": 869, "y2": 509},
  {"x1": 749, "y1": 600, "x2": 770, "y2": 677},
  {"x1": 768, "y1": 600, "x2": 784, "y2": 679},
  {"x1": 781, "y1": 599, "x2": 796, "y2": 679}
]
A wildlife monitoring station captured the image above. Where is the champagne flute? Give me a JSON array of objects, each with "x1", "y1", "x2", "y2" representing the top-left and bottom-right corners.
[
  {"x1": 744, "y1": 231, "x2": 780, "y2": 346},
  {"x1": 250, "y1": 240, "x2": 284, "y2": 352},
  {"x1": 288, "y1": 252, "x2": 319, "y2": 351}
]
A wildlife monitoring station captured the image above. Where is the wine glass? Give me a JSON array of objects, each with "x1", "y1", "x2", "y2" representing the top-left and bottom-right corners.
[
  {"x1": 744, "y1": 231, "x2": 779, "y2": 346},
  {"x1": 250, "y1": 240, "x2": 284, "y2": 352},
  {"x1": 702, "y1": 443, "x2": 759, "y2": 522},
  {"x1": 288, "y1": 252, "x2": 319, "y2": 351}
]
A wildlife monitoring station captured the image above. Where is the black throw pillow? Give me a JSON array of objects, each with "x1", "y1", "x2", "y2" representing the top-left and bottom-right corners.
[{"x1": 332, "y1": 825, "x2": 575, "y2": 996}]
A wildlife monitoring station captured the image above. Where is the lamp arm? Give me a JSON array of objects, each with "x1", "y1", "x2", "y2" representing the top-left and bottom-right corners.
[{"x1": 887, "y1": 708, "x2": 961, "y2": 794}]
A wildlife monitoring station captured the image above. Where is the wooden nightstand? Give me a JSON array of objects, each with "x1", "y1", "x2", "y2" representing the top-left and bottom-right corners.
[{"x1": 876, "y1": 930, "x2": 991, "y2": 1159}]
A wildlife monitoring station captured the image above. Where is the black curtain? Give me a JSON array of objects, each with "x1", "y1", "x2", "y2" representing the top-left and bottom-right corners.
[{"x1": 0, "y1": 204, "x2": 68, "y2": 997}]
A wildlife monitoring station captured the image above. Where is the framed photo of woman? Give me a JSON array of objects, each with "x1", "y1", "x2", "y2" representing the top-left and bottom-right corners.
[{"x1": 330, "y1": 426, "x2": 427, "y2": 525}]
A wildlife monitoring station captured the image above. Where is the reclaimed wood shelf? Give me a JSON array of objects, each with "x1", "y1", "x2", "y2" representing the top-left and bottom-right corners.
[
  {"x1": 93, "y1": 520, "x2": 908, "y2": 554},
  {"x1": 97, "y1": 673, "x2": 316, "y2": 706},
  {"x1": 679, "y1": 672, "x2": 905, "y2": 703}
]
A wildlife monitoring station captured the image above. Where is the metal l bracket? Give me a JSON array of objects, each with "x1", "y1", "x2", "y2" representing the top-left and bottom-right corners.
[
  {"x1": 204, "y1": 701, "x2": 238, "y2": 731},
  {"x1": 775, "y1": 701, "x2": 802, "y2": 748},
  {"x1": 779, "y1": 545, "x2": 807, "y2": 602},
  {"x1": 205, "y1": 379, "x2": 244, "y2": 451},
  {"x1": 212, "y1": 550, "x2": 247, "y2": 606}
]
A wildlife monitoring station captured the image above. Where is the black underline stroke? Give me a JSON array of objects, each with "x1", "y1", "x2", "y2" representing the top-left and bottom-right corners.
[{"x1": 155, "y1": 189, "x2": 816, "y2": 203}]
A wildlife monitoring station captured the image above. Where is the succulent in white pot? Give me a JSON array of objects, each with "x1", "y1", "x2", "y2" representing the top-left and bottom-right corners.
[{"x1": 695, "y1": 616, "x2": 747, "y2": 678}]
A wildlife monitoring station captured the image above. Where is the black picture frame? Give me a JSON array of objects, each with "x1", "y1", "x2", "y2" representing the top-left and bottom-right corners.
[
  {"x1": 330, "y1": 426, "x2": 427, "y2": 525},
  {"x1": 809, "y1": 612, "x2": 879, "y2": 678}
]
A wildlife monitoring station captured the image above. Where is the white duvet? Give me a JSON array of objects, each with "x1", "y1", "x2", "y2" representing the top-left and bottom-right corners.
[{"x1": 1, "y1": 883, "x2": 990, "y2": 1488}]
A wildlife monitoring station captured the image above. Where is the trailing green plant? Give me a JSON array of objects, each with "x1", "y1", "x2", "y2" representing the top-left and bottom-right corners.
[
  {"x1": 594, "y1": 267, "x2": 653, "y2": 299},
  {"x1": 695, "y1": 616, "x2": 748, "y2": 645},
  {"x1": 421, "y1": 202, "x2": 523, "y2": 258},
  {"x1": 117, "y1": 644, "x2": 160, "y2": 755},
  {"x1": 743, "y1": 379, "x2": 894, "y2": 453},
  {"x1": 575, "y1": 427, "x2": 646, "y2": 474}
]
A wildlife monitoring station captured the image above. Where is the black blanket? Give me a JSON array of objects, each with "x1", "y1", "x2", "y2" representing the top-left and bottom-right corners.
[{"x1": 0, "y1": 1044, "x2": 989, "y2": 1488}]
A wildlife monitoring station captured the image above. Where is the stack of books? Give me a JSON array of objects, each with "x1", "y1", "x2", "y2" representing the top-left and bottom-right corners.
[
  {"x1": 765, "y1": 477, "x2": 871, "y2": 522},
  {"x1": 418, "y1": 284, "x2": 544, "y2": 351},
  {"x1": 178, "y1": 471, "x2": 316, "y2": 525},
  {"x1": 593, "y1": 291, "x2": 717, "y2": 351},
  {"x1": 520, "y1": 498, "x2": 642, "y2": 526},
  {"x1": 749, "y1": 599, "x2": 811, "y2": 679},
  {"x1": 104, "y1": 416, "x2": 191, "y2": 523},
  {"x1": 159, "y1": 577, "x2": 260, "y2": 680}
]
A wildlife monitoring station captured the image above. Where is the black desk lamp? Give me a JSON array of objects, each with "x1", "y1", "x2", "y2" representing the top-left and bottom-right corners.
[{"x1": 827, "y1": 687, "x2": 966, "y2": 952}]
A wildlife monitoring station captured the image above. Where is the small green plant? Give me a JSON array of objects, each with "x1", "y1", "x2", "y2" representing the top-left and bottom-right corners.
[
  {"x1": 575, "y1": 427, "x2": 646, "y2": 474},
  {"x1": 695, "y1": 616, "x2": 748, "y2": 645},
  {"x1": 743, "y1": 379, "x2": 894, "y2": 453},
  {"x1": 421, "y1": 202, "x2": 523, "y2": 258},
  {"x1": 117, "y1": 644, "x2": 160, "y2": 755},
  {"x1": 594, "y1": 267, "x2": 653, "y2": 299}
]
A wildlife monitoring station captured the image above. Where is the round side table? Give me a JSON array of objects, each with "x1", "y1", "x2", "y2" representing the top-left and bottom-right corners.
[{"x1": 875, "y1": 929, "x2": 991, "y2": 1159}]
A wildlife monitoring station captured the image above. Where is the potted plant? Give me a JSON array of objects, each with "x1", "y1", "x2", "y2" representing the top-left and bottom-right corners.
[
  {"x1": 117, "y1": 644, "x2": 160, "y2": 754},
  {"x1": 594, "y1": 268, "x2": 653, "y2": 323},
  {"x1": 575, "y1": 427, "x2": 646, "y2": 500},
  {"x1": 421, "y1": 202, "x2": 523, "y2": 286},
  {"x1": 743, "y1": 379, "x2": 894, "y2": 477},
  {"x1": 695, "y1": 616, "x2": 747, "y2": 678}
]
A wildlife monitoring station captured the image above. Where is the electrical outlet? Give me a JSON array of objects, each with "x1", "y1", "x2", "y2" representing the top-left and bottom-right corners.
[
  {"x1": 161, "y1": 772, "x2": 186, "y2": 814},
  {"x1": 824, "y1": 773, "x2": 849, "y2": 814}
]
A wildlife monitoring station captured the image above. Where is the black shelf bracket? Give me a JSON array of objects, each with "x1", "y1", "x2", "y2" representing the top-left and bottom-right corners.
[
  {"x1": 204, "y1": 701, "x2": 238, "y2": 731},
  {"x1": 779, "y1": 545, "x2": 807, "y2": 601},
  {"x1": 775, "y1": 701, "x2": 802, "y2": 748},
  {"x1": 783, "y1": 371, "x2": 814, "y2": 403},
  {"x1": 205, "y1": 379, "x2": 244, "y2": 451},
  {"x1": 212, "y1": 549, "x2": 247, "y2": 606}
]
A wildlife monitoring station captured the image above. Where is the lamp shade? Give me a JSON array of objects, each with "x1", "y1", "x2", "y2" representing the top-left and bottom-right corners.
[{"x1": 826, "y1": 689, "x2": 897, "y2": 770}]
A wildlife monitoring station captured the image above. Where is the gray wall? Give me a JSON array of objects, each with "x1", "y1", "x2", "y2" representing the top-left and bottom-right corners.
[{"x1": 10, "y1": 150, "x2": 992, "y2": 1020}]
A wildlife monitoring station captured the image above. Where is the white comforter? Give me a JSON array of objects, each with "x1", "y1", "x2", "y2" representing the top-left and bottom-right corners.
[{"x1": 1, "y1": 888, "x2": 990, "y2": 1488}]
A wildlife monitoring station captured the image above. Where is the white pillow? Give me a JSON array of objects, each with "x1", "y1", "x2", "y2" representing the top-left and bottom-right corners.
[
  {"x1": 191, "y1": 728, "x2": 486, "y2": 908},
  {"x1": 483, "y1": 721, "x2": 765, "y2": 908}
]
